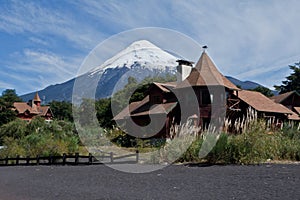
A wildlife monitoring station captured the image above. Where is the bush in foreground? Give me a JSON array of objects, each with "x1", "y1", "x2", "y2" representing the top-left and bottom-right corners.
[{"x1": 0, "y1": 117, "x2": 79, "y2": 158}]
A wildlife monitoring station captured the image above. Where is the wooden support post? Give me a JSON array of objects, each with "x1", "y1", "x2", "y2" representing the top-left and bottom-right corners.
[
  {"x1": 49, "y1": 155, "x2": 52, "y2": 165},
  {"x1": 75, "y1": 153, "x2": 79, "y2": 165},
  {"x1": 16, "y1": 155, "x2": 19, "y2": 165},
  {"x1": 110, "y1": 152, "x2": 113, "y2": 163},
  {"x1": 62, "y1": 153, "x2": 66, "y2": 165},
  {"x1": 5, "y1": 156, "x2": 8, "y2": 165},
  {"x1": 36, "y1": 155, "x2": 40, "y2": 165},
  {"x1": 88, "y1": 153, "x2": 92, "y2": 164},
  {"x1": 26, "y1": 156, "x2": 30, "y2": 165},
  {"x1": 136, "y1": 150, "x2": 139, "y2": 163}
]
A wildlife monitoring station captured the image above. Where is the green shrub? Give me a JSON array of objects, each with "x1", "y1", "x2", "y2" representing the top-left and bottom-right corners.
[
  {"x1": 178, "y1": 138, "x2": 203, "y2": 163},
  {"x1": 206, "y1": 133, "x2": 229, "y2": 163},
  {"x1": 0, "y1": 118, "x2": 79, "y2": 158},
  {"x1": 107, "y1": 128, "x2": 135, "y2": 147}
]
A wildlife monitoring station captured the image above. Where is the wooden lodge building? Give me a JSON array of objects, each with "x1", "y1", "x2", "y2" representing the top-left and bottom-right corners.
[
  {"x1": 270, "y1": 91, "x2": 300, "y2": 121},
  {"x1": 13, "y1": 92, "x2": 53, "y2": 122},
  {"x1": 114, "y1": 50, "x2": 298, "y2": 137}
]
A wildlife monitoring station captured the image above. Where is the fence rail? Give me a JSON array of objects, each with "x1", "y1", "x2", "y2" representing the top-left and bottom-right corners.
[{"x1": 0, "y1": 150, "x2": 139, "y2": 166}]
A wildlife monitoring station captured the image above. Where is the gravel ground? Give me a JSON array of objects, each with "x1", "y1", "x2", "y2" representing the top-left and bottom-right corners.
[{"x1": 0, "y1": 164, "x2": 299, "y2": 200}]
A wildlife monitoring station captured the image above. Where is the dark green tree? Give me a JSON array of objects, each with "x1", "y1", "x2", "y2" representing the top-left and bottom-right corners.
[
  {"x1": 274, "y1": 62, "x2": 300, "y2": 94},
  {"x1": 49, "y1": 101, "x2": 73, "y2": 121},
  {"x1": 1, "y1": 89, "x2": 22, "y2": 103},
  {"x1": 250, "y1": 86, "x2": 274, "y2": 97},
  {"x1": 0, "y1": 89, "x2": 22, "y2": 126},
  {"x1": 95, "y1": 98, "x2": 115, "y2": 128}
]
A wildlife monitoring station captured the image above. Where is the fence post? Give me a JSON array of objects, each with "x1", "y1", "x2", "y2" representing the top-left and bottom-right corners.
[
  {"x1": 16, "y1": 155, "x2": 19, "y2": 165},
  {"x1": 110, "y1": 152, "x2": 113, "y2": 163},
  {"x1": 26, "y1": 156, "x2": 30, "y2": 165},
  {"x1": 88, "y1": 153, "x2": 93, "y2": 164},
  {"x1": 36, "y1": 155, "x2": 40, "y2": 165},
  {"x1": 49, "y1": 155, "x2": 52, "y2": 165},
  {"x1": 62, "y1": 153, "x2": 66, "y2": 165},
  {"x1": 5, "y1": 156, "x2": 8, "y2": 165},
  {"x1": 75, "y1": 153, "x2": 79, "y2": 165},
  {"x1": 136, "y1": 150, "x2": 139, "y2": 163}
]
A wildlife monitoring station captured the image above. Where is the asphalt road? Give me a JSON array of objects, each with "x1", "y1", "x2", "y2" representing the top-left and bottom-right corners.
[{"x1": 0, "y1": 164, "x2": 299, "y2": 200}]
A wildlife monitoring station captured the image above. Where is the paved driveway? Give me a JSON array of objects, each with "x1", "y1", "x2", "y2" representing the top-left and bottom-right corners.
[{"x1": 0, "y1": 164, "x2": 299, "y2": 200}]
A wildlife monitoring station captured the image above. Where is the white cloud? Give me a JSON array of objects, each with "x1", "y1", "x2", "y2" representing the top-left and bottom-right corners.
[
  {"x1": 1, "y1": 49, "x2": 83, "y2": 94},
  {"x1": 75, "y1": 1, "x2": 300, "y2": 73},
  {"x1": 2, "y1": 0, "x2": 300, "y2": 94},
  {"x1": 0, "y1": 1, "x2": 105, "y2": 50},
  {"x1": 29, "y1": 37, "x2": 49, "y2": 46}
]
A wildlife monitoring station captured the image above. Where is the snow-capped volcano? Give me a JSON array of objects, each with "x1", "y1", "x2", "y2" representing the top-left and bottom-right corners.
[
  {"x1": 21, "y1": 40, "x2": 180, "y2": 102},
  {"x1": 89, "y1": 40, "x2": 178, "y2": 76},
  {"x1": 20, "y1": 39, "x2": 267, "y2": 103}
]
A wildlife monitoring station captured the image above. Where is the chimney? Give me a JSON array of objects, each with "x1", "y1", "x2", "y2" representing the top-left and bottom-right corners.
[{"x1": 176, "y1": 60, "x2": 194, "y2": 84}]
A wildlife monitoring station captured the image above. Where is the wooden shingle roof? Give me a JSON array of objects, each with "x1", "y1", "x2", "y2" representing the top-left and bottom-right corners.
[
  {"x1": 176, "y1": 52, "x2": 239, "y2": 90},
  {"x1": 13, "y1": 102, "x2": 51, "y2": 116},
  {"x1": 294, "y1": 107, "x2": 300, "y2": 115},
  {"x1": 131, "y1": 102, "x2": 177, "y2": 117},
  {"x1": 270, "y1": 91, "x2": 296, "y2": 103},
  {"x1": 113, "y1": 96, "x2": 149, "y2": 121},
  {"x1": 288, "y1": 111, "x2": 300, "y2": 121},
  {"x1": 152, "y1": 82, "x2": 176, "y2": 93},
  {"x1": 238, "y1": 90, "x2": 292, "y2": 114},
  {"x1": 13, "y1": 102, "x2": 39, "y2": 114}
]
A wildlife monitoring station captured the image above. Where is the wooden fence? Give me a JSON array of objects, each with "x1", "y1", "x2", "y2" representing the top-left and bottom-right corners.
[{"x1": 0, "y1": 150, "x2": 139, "y2": 166}]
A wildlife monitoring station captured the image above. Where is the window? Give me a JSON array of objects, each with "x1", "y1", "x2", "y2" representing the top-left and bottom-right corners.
[{"x1": 201, "y1": 90, "x2": 211, "y2": 105}]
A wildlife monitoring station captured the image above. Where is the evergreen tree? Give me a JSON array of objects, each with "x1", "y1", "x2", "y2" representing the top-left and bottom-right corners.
[
  {"x1": 274, "y1": 62, "x2": 300, "y2": 94},
  {"x1": 95, "y1": 98, "x2": 115, "y2": 128},
  {"x1": 0, "y1": 89, "x2": 22, "y2": 126},
  {"x1": 49, "y1": 101, "x2": 73, "y2": 121}
]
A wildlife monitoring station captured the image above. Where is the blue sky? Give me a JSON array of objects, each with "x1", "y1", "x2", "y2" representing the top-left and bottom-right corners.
[{"x1": 1, "y1": 0, "x2": 300, "y2": 95}]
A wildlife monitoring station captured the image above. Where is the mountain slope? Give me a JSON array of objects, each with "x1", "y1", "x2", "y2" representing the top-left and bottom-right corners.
[
  {"x1": 226, "y1": 76, "x2": 277, "y2": 95},
  {"x1": 225, "y1": 76, "x2": 261, "y2": 90},
  {"x1": 21, "y1": 40, "x2": 275, "y2": 103},
  {"x1": 21, "y1": 40, "x2": 178, "y2": 103}
]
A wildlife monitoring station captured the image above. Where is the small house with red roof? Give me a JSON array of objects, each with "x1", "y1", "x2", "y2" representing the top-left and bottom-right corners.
[
  {"x1": 13, "y1": 92, "x2": 53, "y2": 121},
  {"x1": 270, "y1": 91, "x2": 300, "y2": 121}
]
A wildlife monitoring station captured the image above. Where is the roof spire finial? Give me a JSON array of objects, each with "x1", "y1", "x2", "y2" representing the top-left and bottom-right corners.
[{"x1": 202, "y1": 45, "x2": 208, "y2": 52}]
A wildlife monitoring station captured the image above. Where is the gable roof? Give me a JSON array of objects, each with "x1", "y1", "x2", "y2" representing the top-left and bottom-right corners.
[
  {"x1": 13, "y1": 102, "x2": 39, "y2": 114},
  {"x1": 237, "y1": 90, "x2": 292, "y2": 114},
  {"x1": 288, "y1": 111, "x2": 300, "y2": 121},
  {"x1": 270, "y1": 91, "x2": 297, "y2": 103},
  {"x1": 294, "y1": 107, "x2": 300, "y2": 115},
  {"x1": 152, "y1": 82, "x2": 176, "y2": 93},
  {"x1": 113, "y1": 92, "x2": 178, "y2": 120},
  {"x1": 37, "y1": 106, "x2": 52, "y2": 116},
  {"x1": 176, "y1": 52, "x2": 239, "y2": 90},
  {"x1": 113, "y1": 96, "x2": 149, "y2": 121},
  {"x1": 13, "y1": 102, "x2": 52, "y2": 117},
  {"x1": 131, "y1": 102, "x2": 177, "y2": 117}
]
